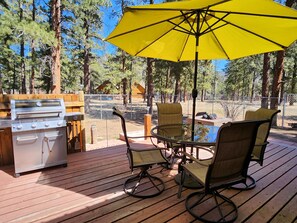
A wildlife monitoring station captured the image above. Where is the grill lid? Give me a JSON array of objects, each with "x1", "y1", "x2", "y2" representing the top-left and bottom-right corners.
[{"x1": 10, "y1": 99, "x2": 66, "y2": 120}]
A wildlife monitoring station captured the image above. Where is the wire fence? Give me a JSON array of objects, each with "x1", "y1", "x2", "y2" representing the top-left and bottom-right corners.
[{"x1": 84, "y1": 93, "x2": 297, "y2": 146}]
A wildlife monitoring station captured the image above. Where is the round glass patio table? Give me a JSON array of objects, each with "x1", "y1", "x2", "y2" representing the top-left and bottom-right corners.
[
  {"x1": 151, "y1": 123, "x2": 219, "y2": 146},
  {"x1": 151, "y1": 123, "x2": 219, "y2": 188}
]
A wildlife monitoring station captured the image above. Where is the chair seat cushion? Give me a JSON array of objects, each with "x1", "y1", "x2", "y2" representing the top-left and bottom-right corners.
[
  {"x1": 183, "y1": 160, "x2": 211, "y2": 185},
  {"x1": 132, "y1": 150, "x2": 167, "y2": 167}
]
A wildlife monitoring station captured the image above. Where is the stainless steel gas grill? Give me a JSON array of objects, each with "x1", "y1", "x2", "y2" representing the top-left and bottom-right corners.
[{"x1": 10, "y1": 99, "x2": 68, "y2": 177}]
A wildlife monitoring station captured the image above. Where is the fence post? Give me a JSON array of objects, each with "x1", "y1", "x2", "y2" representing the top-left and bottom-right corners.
[
  {"x1": 91, "y1": 125, "x2": 98, "y2": 144},
  {"x1": 79, "y1": 91, "x2": 86, "y2": 151},
  {"x1": 144, "y1": 114, "x2": 151, "y2": 140}
]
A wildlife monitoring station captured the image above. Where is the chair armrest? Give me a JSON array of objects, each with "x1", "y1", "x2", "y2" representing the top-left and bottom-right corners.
[
  {"x1": 254, "y1": 141, "x2": 269, "y2": 147},
  {"x1": 127, "y1": 135, "x2": 170, "y2": 149},
  {"x1": 129, "y1": 144, "x2": 168, "y2": 152},
  {"x1": 195, "y1": 145, "x2": 215, "y2": 154},
  {"x1": 181, "y1": 151, "x2": 211, "y2": 167},
  {"x1": 127, "y1": 135, "x2": 153, "y2": 139}
]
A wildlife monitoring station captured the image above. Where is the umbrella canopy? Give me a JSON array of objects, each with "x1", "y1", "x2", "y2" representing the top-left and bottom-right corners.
[{"x1": 105, "y1": 0, "x2": 297, "y2": 140}]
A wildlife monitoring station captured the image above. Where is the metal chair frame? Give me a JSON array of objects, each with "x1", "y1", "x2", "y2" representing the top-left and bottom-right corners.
[
  {"x1": 178, "y1": 120, "x2": 268, "y2": 222},
  {"x1": 156, "y1": 103, "x2": 184, "y2": 168},
  {"x1": 232, "y1": 108, "x2": 280, "y2": 190},
  {"x1": 113, "y1": 107, "x2": 169, "y2": 198}
]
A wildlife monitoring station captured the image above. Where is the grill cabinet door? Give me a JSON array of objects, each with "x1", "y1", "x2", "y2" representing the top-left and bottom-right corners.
[
  {"x1": 12, "y1": 130, "x2": 43, "y2": 174},
  {"x1": 42, "y1": 127, "x2": 67, "y2": 167}
]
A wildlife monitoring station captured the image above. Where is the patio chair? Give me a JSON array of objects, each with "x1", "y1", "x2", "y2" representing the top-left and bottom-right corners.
[
  {"x1": 113, "y1": 107, "x2": 169, "y2": 198},
  {"x1": 232, "y1": 108, "x2": 281, "y2": 189},
  {"x1": 156, "y1": 103, "x2": 183, "y2": 126},
  {"x1": 177, "y1": 120, "x2": 267, "y2": 222},
  {"x1": 156, "y1": 103, "x2": 183, "y2": 167}
]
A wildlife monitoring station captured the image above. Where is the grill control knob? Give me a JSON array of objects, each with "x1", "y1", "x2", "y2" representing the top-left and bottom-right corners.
[
  {"x1": 17, "y1": 125, "x2": 23, "y2": 130},
  {"x1": 31, "y1": 124, "x2": 37, "y2": 129},
  {"x1": 57, "y1": 121, "x2": 63, "y2": 126},
  {"x1": 45, "y1": 123, "x2": 50, "y2": 127}
]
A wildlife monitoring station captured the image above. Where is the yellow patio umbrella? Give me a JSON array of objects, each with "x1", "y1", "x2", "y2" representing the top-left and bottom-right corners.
[{"x1": 105, "y1": 0, "x2": 297, "y2": 140}]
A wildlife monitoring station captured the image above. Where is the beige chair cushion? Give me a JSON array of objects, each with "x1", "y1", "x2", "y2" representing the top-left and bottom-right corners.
[
  {"x1": 156, "y1": 103, "x2": 183, "y2": 125},
  {"x1": 131, "y1": 149, "x2": 167, "y2": 167},
  {"x1": 245, "y1": 108, "x2": 279, "y2": 159},
  {"x1": 183, "y1": 160, "x2": 211, "y2": 184}
]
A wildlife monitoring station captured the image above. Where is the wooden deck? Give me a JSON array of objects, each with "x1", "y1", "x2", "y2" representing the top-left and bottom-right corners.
[{"x1": 0, "y1": 137, "x2": 296, "y2": 223}]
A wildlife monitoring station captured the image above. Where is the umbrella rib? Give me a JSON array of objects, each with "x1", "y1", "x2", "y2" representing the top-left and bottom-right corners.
[
  {"x1": 199, "y1": 11, "x2": 229, "y2": 36},
  {"x1": 105, "y1": 13, "x2": 189, "y2": 41},
  {"x1": 206, "y1": 23, "x2": 231, "y2": 59},
  {"x1": 170, "y1": 11, "x2": 196, "y2": 35},
  {"x1": 134, "y1": 13, "x2": 193, "y2": 56},
  {"x1": 176, "y1": 10, "x2": 203, "y2": 61},
  {"x1": 199, "y1": 12, "x2": 231, "y2": 59},
  {"x1": 176, "y1": 26, "x2": 192, "y2": 62},
  {"x1": 211, "y1": 13, "x2": 287, "y2": 49},
  {"x1": 126, "y1": 0, "x2": 231, "y2": 12},
  {"x1": 209, "y1": 10, "x2": 297, "y2": 20}
]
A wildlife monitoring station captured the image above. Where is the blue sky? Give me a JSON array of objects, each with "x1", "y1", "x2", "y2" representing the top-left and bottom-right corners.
[{"x1": 214, "y1": 60, "x2": 228, "y2": 72}]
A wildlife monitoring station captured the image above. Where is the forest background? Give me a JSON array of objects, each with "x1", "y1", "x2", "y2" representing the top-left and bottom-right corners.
[{"x1": 0, "y1": 0, "x2": 296, "y2": 114}]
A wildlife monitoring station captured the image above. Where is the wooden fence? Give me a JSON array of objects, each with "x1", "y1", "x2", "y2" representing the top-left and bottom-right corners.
[{"x1": 0, "y1": 92, "x2": 85, "y2": 166}]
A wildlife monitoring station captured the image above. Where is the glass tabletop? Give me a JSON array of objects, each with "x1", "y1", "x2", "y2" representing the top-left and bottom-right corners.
[{"x1": 151, "y1": 123, "x2": 219, "y2": 146}]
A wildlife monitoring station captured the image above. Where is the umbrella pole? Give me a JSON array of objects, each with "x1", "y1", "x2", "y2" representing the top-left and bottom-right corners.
[
  {"x1": 191, "y1": 52, "x2": 198, "y2": 141},
  {"x1": 191, "y1": 12, "x2": 200, "y2": 142}
]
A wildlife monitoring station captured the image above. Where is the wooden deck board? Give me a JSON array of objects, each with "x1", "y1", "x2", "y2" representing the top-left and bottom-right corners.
[{"x1": 0, "y1": 137, "x2": 296, "y2": 223}]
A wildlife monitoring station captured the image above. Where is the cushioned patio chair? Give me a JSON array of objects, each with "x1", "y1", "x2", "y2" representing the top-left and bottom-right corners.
[
  {"x1": 113, "y1": 107, "x2": 169, "y2": 198},
  {"x1": 177, "y1": 120, "x2": 267, "y2": 222},
  {"x1": 232, "y1": 108, "x2": 281, "y2": 189},
  {"x1": 156, "y1": 103, "x2": 183, "y2": 167},
  {"x1": 156, "y1": 103, "x2": 183, "y2": 126}
]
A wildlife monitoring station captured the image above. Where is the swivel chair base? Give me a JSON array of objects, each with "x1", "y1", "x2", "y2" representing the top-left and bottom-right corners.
[
  {"x1": 186, "y1": 190, "x2": 238, "y2": 223},
  {"x1": 124, "y1": 168, "x2": 165, "y2": 198},
  {"x1": 229, "y1": 175, "x2": 256, "y2": 190}
]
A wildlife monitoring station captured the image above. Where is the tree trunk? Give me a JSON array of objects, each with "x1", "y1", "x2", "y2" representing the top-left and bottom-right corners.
[
  {"x1": 30, "y1": 0, "x2": 36, "y2": 94},
  {"x1": 261, "y1": 53, "x2": 270, "y2": 108},
  {"x1": 0, "y1": 74, "x2": 3, "y2": 94},
  {"x1": 83, "y1": 47, "x2": 91, "y2": 94},
  {"x1": 174, "y1": 75, "x2": 181, "y2": 103},
  {"x1": 20, "y1": 41, "x2": 26, "y2": 94},
  {"x1": 122, "y1": 78, "x2": 127, "y2": 106},
  {"x1": 200, "y1": 70, "x2": 206, "y2": 102},
  {"x1": 290, "y1": 57, "x2": 297, "y2": 105},
  {"x1": 83, "y1": 47, "x2": 91, "y2": 93},
  {"x1": 280, "y1": 70, "x2": 285, "y2": 104},
  {"x1": 51, "y1": 0, "x2": 61, "y2": 94},
  {"x1": 129, "y1": 77, "x2": 132, "y2": 104},
  {"x1": 19, "y1": 1, "x2": 26, "y2": 94},
  {"x1": 121, "y1": 51, "x2": 128, "y2": 106},
  {"x1": 271, "y1": 51, "x2": 284, "y2": 110},
  {"x1": 13, "y1": 63, "x2": 16, "y2": 93},
  {"x1": 146, "y1": 0, "x2": 154, "y2": 113},
  {"x1": 270, "y1": 0, "x2": 294, "y2": 123},
  {"x1": 250, "y1": 70, "x2": 256, "y2": 103},
  {"x1": 164, "y1": 66, "x2": 170, "y2": 103},
  {"x1": 147, "y1": 58, "x2": 154, "y2": 113},
  {"x1": 83, "y1": 18, "x2": 91, "y2": 94},
  {"x1": 183, "y1": 83, "x2": 186, "y2": 102}
]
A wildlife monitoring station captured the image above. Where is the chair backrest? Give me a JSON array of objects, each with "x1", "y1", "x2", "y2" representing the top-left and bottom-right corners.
[
  {"x1": 112, "y1": 107, "x2": 130, "y2": 148},
  {"x1": 244, "y1": 108, "x2": 280, "y2": 165},
  {"x1": 156, "y1": 103, "x2": 183, "y2": 126},
  {"x1": 205, "y1": 120, "x2": 268, "y2": 192}
]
